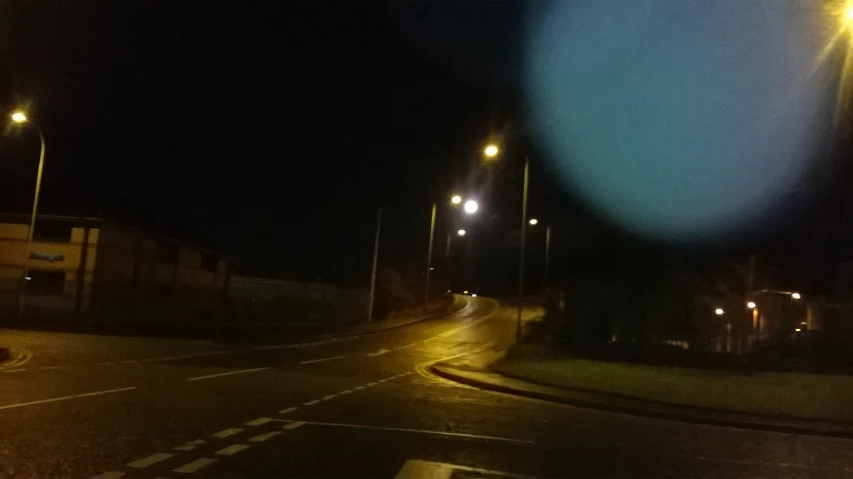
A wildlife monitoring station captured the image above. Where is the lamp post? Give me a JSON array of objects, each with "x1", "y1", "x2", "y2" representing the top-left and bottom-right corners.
[
  {"x1": 10, "y1": 111, "x2": 46, "y2": 321},
  {"x1": 516, "y1": 157, "x2": 530, "y2": 342},
  {"x1": 367, "y1": 208, "x2": 382, "y2": 322},
  {"x1": 425, "y1": 196, "x2": 477, "y2": 309}
]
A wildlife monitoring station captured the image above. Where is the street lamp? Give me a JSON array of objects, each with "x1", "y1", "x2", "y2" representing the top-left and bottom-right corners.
[
  {"x1": 747, "y1": 301, "x2": 756, "y2": 309},
  {"x1": 792, "y1": 292, "x2": 801, "y2": 300},
  {"x1": 484, "y1": 144, "x2": 499, "y2": 158},
  {"x1": 450, "y1": 194, "x2": 462, "y2": 205},
  {"x1": 463, "y1": 200, "x2": 478, "y2": 214},
  {"x1": 9, "y1": 110, "x2": 46, "y2": 321},
  {"x1": 528, "y1": 218, "x2": 538, "y2": 226},
  {"x1": 457, "y1": 229, "x2": 466, "y2": 237},
  {"x1": 715, "y1": 308, "x2": 725, "y2": 316}
]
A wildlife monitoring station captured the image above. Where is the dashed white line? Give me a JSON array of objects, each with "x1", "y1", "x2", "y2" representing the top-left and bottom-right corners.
[
  {"x1": 127, "y1": 452, "x2": 174, "y2": 468},
  {"x1": 212, "y1": 427, "x2": 243, "y2": 438},
  {"x1": 300, "y1": 355, "x2": 346, "y2": 365},
  {"x1": 121, "y1": 360, "x2": 139, "y2": 364},
  {"x1": 39, "y1": 366, "x2": 66, "y2": 370},
  {"x1": 298, "y1": 420, "x2": 534, "y2": 444},
  {"x1": 322, "y1": 394, "x2": 338, "y2": 400},
  {"x1": 174, "y1": 439, "x2": 205, "y2": 451},
  {"x1": 88, "y1": 472, "x2": 125, "y2": 479},
  {"x1": 339, "y1": 389, "x2": 353, "y2": 395},
  {"x1": 282, "y1": 421, "x2": 306, "y2": 430},
  {"x1": 1, "y1": 369, "x2": 26, "y2": 373},
  {"x1": 173, "y1": 457, "x2": 217, "y2": 473},
  {"x1": 0, "y1": 386, "x2": 137, "y2": 411},
  {"x1": 245, "y1": 417, "x2": 273, "y2": 426},
  {"x1": 398, "y1": 342, "x2": 419, "y2": 349},
  {"x1": 187, "y1": 367, "x2": 271, "y2": 381},
  {"x1": 93, "y1": 362, "x2": 114, "y2": 366},
  {"x1": 279, "y1": 406, "x2": 299, "y2": 414},
  {"x1": 366, "y1": 348, "x2": 391, "y2": 357},
  {"x1": 303, "y1": 399, "x2": 320, "y2": 406},
  {"x1": 249, "y1": 431, "x2": 282, "y2": 442},
  {"x1": 353, "y1": 385, "x2": 366, "y2": 390},
  {"x1": 215, "y1": 444, "x2": 250, "y2": 456}
]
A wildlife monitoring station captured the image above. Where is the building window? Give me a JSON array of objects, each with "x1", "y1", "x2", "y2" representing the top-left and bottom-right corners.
[
  {"x1": 33, "y1": 221, "x2": 72, "y2": 242},
  {"x1": 27, "y1": 270, "x2": 65, "y2": 295},
  {"x1": 201, "y1": 253, "x2": 218, "y2": 273},
  {"x1": 156, "y1": 242, "x2": 179, "y2": 263}
]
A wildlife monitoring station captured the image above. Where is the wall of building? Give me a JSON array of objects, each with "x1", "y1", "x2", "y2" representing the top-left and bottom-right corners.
[{"x1": 0, "y1": 222, "x2": 98, "y2": 315}]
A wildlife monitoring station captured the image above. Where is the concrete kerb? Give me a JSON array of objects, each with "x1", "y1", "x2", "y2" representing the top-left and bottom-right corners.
[{"x1": 430, "y1": 362, "x2": 853, "y2": 441}]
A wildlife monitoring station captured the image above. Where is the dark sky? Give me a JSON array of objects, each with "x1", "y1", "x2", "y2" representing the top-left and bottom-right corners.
[{"x1": 1, "y1": 1, "x2": 852, "y2": 294}]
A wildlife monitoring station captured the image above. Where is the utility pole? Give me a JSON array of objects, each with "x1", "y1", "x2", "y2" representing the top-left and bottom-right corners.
[
  {"x1": 424, "y1": 202, "x2": 437, "y2": 310},
  {"x1": 367, "y1": 208, "x2": 382, "y2": 322},
  {"x1": 745, "y1": 253, "x2": 756, "y2": 353},
  {"x1": 516, "y1": 157, "x2": 530, "y2": 342},
  {"x1": 544, "y1": 223, "x2": 551, "y2": 290}
]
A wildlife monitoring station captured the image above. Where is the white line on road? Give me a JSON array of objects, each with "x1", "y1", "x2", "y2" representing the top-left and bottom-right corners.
[
  {"x1": 297, "y1": 420, "x2": 534, "y2": 444},
  {"x1": 279, "y1": 406, "x2": 299, "y2": 414},
  {"x1": 173, "y1": 457, "x2": 217, "y2": 473},
  {"x1": 282, "y1": 421, "x2": 306, "y2": 430},
  {"x1": 174, "y1": 439, "x2": 205, "y2": 451},
  {"x1": 322, "y1": 394, "x2": 337, "y2": 400},
  {"x1": 215, "y1": 444, "x2": 250, "y2": 456},
  {"x1": 300, "y1": 355, "x2": 346, "y2": 364},
  {"x1": 0, "y1": 386, "x2": 137, "y2": 411},
  {"x1": 1, "y1": 369, "x2": 26, "y2": 373},
  {"x1": 187, "y1": 367, "x2": 271, "y2": 381},
  {"x1": 395, "y1": 459, "x2": 536, "y2": 479},
  {"x1": 121, "y1": 360, "x2": 139, "y2": 364},
  {"x1": 244, "y1": 417, "x2": 273, "y2": 426},
  {"x1": 398, "y1": 342, "x2": 419, "y2": 349},
  {"x1": 88, "y1": 472, "x2": 125, "y2": 479},
  {"x1": 303, "y1": 399, "x2": 320, "y2": 406},
  {"x1": 249, "y1": 431, "x2": 282, "y2": 442},
  {"x1": 212, "y1": 427, "x2": 243, "y2": 438},
  {"x1": 352, "y1": 385, "x2": 365, "y2": 390},
  {"x1": 424, "y1": 316, "x2": 490, "y2": 342},
  {"x1": 367, "y1": 348, "x2": 391, "y2": 356},
  {"x1": 339, "y1": 389, "x2": 353, "y2": 395},
  {"x1": 127, "y1": 453, "x2": 174, "y2": 468}
]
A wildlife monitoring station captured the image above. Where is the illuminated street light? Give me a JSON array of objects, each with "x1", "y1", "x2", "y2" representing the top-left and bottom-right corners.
[
  {"x1": 463, "y1": 200, "x2": 478, "y2": 214},
  {"x1": 457, "y1": 229, "x2": 466, "y2": 237},
  {"x1": 847, "y1": 5, "x2": 853, "y2": 21},
  {"x1": 747, "y1": 301, "x2": 756, "y2": 309},
  {"x1": 11, "y1": 111, "x2": 27, "y2": 123},
  {"x1": 484, "y1": 144, "x2": 499, "y2": 158},
  {"x1": 450, "y1": 195, "x2": 462, "y2": 205},
  {"x1": 792, "y1": 292, "x2": 801, "y2": 300},
  {"x1": 529, "y1": 218, "x2": 538, "y2": 226},
  {"x1": 715, "y1": 308, "x2": 724, "y2": 316}
]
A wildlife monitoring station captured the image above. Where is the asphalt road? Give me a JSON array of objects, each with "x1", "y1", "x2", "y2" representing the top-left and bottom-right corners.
[{"x1": 1, "y1": 296, "x2": 853, "y2": 478}]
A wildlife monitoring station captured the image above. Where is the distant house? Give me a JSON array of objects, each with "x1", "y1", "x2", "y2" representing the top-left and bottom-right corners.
[{"x1": 0, "y1": 214, "x2": 231, "y2": 319}]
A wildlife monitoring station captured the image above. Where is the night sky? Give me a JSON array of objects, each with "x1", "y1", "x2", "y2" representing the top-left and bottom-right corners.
[{"x1": 1, "y1": 2, "x2": 853, "y2": 293}]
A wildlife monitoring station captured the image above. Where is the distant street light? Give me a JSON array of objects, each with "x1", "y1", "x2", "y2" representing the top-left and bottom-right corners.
[
  {"x1": 747, "y1": 301, "x2": 756, "y2": 309},
  {"x1": 457, "y1": 229, "x2": 466, "y2": 237},
  {"x1": 792, "y1": 292, "x2": 802, "y2": 300},
  {"x1": 463, "y1": 200, "x2": 478, "y2": 214},
  {"x1": 715, "y1": 308, "x2": 725, "y2": 316},
  {"x1": 9, "y1": 110, "x2": 46, "y2": 321},
  {"x1": 484, "y1": 144, "x2": 499, "y2": 158},
  {"x1": 450, "y1": 194, "x2": 462, "y2": 205},
  {"x1": 529, "y1": 218, "x2": 538, "y2": 226}
]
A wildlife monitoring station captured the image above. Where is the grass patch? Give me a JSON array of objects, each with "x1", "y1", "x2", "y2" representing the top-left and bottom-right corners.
[{"x1": 493, "y1": 355, "x2": 853, "y2": 423}]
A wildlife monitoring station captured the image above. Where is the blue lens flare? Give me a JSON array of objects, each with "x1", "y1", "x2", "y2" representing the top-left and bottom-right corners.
[{"x1": 526, "y1": 0, "x2": 832, "y2": 241}]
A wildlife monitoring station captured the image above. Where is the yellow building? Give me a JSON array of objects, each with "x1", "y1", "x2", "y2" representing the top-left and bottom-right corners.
[{"x1": 0, "y1": 214, "x2": 230, "y2": 320}]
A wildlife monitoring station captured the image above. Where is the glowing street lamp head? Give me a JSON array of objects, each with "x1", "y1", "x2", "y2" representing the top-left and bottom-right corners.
[
  {"x1": 791, "y1": 292, "x2": 801, "y2": 300},
  {"x1": 529, "y1": 218, "x2": 539, "y2": 226},
  {"x1": 10, "y1": 111, "x2": 27, "y2": 123},
  {"x1": 847, "y1": 5, "x2": 853, "y2": 22},
  {"x1": 463, "y1": 200, "x2": 478, "y2": 214},
  {"x1": 450, "y1": 195, "x2": 462, "y2": 205},
  {"x1": 484, "y1": 144, "x2": 499, "y2": 158},
  {"x1": 747, "y1": 301, "x2": 756, "y2": 309},
  {"x1": 457, "y1": 229, "x2": 466, "y2": 237},
  {"x1": 714, "y1": 308, "x2": 724, "y2": 316}
]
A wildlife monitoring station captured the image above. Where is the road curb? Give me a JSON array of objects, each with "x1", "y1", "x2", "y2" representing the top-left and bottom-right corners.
[
  {"x1": 0, "y1": 347, "x2": 9, "y2": 365},
  {"x1": 430, "y1": 363, "x2": 853, "y2": 440}
]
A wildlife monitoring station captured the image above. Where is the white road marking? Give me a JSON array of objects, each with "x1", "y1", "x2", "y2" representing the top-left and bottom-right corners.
[
  {"x1": 339, "y1": 389, "x2": 353, "y2": 395},
  {"x1": 174, "y1": 439, "x2": 205, "y2": 451},
  {"x1": 395, "y1": 459, "x2": 536, "y2": 479},
  {"x1": 279, "y1": 406, "x2": 299, "y2": 414},
  {"x1": 300, "y1": 355, "x2": 346, "y2": 364},
  {"x1": 187, "y1": 367, "x2": 271, "y2": 381},
  {"x1": 367, "y1": 348, "x2": 391, "y2": 356},
  {"x1": 398, "y1": 342, "x2": 419, "y2": 349},
  {"x1": 365, "y1": 382, "x2": 377, "y2": 386},
  {"x1": 212, "y1": 427, "x2": 243, "y2": 438},
  {"x1": 352, "y1": 385, "x2": 366, "y2": 390},
  {"x1": 303, "y1": 399, "x2": 320, "y2": 406},
  {"x1": 249, "y1": 431, "x2": 282, "y2": 442},
  {"x1": 0, "y1": 386, "x2": 136, "y2": 411},
  {"x1": 88, "y1": 472, "x2": 125, "y2": 479},
  {"x1": 424, "y1": 316, "x2": 490, "y2": 342},
  {"x1": 245, "y1": 417, "x2": 273, "y2": 426},
  {"x1": 282, "y1": 421, "x2": 306, "y2": 430},
  {"x1": 297, "y1": 420, "x2": 534, "y2": 444},
  {"x1": 173, "y1": 457, "x2": 217, "y2": 473},
  {"x1": 121, "y1": 360, "x2": 139, "y2": 364},
  {"x1": 215, "y1": 444, "x2": 250, "y2": 456},
  {"x1": 39, "y1": 366, "x2": 66, "y2": 370},
  {"x1": 1, "y1": 369, "x2": 26, "y2": 373},
  {"x1": 322, "y1": 394, "x2": 337, "y2": 400},
  {"x1": 127, "y1": 453, "x2": 174, "y2": 468}
]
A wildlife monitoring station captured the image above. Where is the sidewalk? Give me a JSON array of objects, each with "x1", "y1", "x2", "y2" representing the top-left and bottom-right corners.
[{"x1": 431, "y1": 348, "x2": 853, "y2": 440}]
